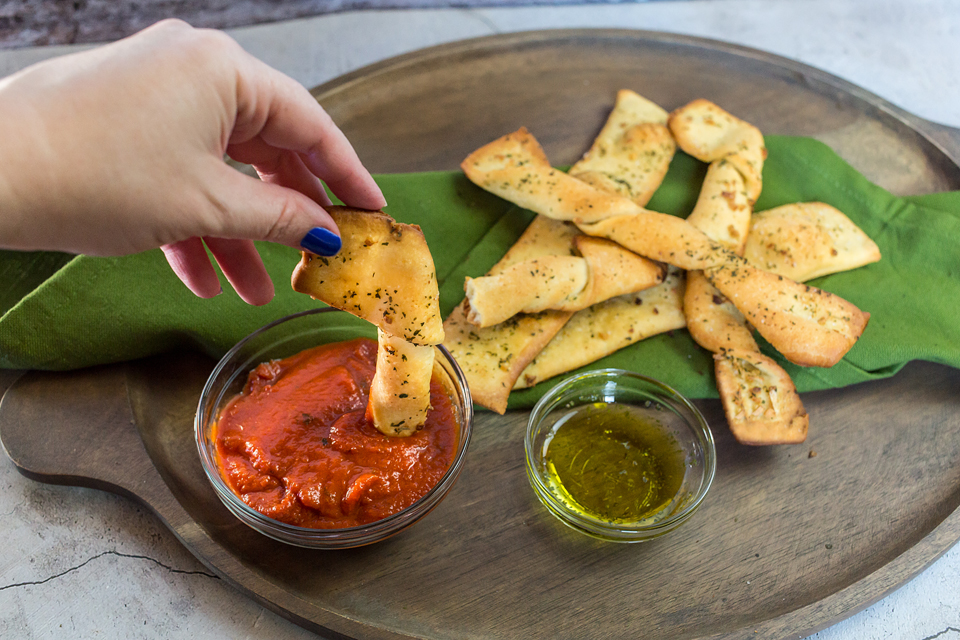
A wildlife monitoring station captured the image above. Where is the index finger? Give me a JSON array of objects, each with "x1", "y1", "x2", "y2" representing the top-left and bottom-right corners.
[{"x1": 228, "y1": 53, "x2": 386, "y2": 211}]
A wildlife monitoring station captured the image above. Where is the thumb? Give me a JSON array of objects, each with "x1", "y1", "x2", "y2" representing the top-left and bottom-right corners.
[{"x1": 209, "y1": 163, "x2": 343, "y2": 256}]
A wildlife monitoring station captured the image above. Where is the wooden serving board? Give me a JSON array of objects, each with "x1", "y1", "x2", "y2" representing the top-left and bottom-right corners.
[{"x1": 3, "y1": 30, "x2": 960, "y2": 640}]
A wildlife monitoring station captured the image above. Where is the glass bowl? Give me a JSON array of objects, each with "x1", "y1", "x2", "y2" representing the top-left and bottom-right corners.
[
  {"x1": 525, "y1": 368, "x2": 715, "y2": 542},
  {"x1": 195, "y1": 307, "x2": 473, "y2": 549}
]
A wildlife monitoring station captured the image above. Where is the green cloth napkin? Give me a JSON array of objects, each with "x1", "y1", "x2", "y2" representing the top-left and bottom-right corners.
[{"x1": 2, "y1": 136, "x2": 960, "y2": 411}]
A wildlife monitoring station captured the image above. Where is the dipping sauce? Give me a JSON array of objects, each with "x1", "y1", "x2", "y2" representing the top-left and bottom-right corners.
[
  {"x1": 213, "y1": 337, "x2": 459, "y2": 529},
  {"x1": 542, "y1": 402, "x2": 686, "y2": 523}
]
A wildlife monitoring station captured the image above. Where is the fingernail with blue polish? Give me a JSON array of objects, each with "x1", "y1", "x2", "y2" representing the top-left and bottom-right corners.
[{"x1": 301, "y1": 227, "x2": 341, "y2": 256}]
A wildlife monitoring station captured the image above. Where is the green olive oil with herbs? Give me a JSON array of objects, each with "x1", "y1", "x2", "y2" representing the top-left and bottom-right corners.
[{"x1": 543, "y1": 402, "x2": 686, "y2": 523}]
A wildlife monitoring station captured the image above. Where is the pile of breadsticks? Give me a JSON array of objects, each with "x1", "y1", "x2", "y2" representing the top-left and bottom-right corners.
[{"x1": 443, "y1": 91, "x2": 880, "y2": 445}]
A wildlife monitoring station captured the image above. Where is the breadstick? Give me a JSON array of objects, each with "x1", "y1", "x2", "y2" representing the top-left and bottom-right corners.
[
  {"x1": 515, "y1": 268, "x2": 686, "y2": 389},
  {"x1": 744, "y1": 202, "x2": 882, "y2": 282},
  {"x1": 569, "y1": 89, "x2": 676, "y2": 206},
  {"x1": 463, "y1": 237, "x2": 665, "y2": 326},
  {"x1": 464, "y1": 256, "x2": 589, "y2": 327},
  {"x1": 292, "y1": 208, "x2": 443, "y2": 345},
  {"x1": 675, "y1": 102, "x2": 808, "y2": 444},
  {"x1": 668, "y1": 98, "x2": 766, "y2": 204},
  {"x1": 714, "y1": 349, "x2": 809, "y2": 445},
  {"x1": 461, "y1": 127, "x2": 643, "y2": 224},
  {"x1": 705, "y1": 259, "x2": 869, "y2": 368},
  {"x1": 684, "y1": 158, "x2": 752, "y2": 256},
  {"x1": 367, "y1": 329, "x2": 436, "y2": 436},
  {"x1": 683, "y1": 270, "x2": 758, "y2": 354},
  {"x1": 450, "y1": 93, "x2": 680, "y2": 408},
  {"x1": 292, "y1": 206, "x2": 444, "y2": 435}
]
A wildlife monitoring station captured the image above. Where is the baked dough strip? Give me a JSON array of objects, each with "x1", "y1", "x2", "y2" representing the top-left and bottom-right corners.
[
  {"x1": 514, "y1": 266, "x2": 686, "y2": 390},
  {"x1": 568, "y1": 89, "x2": 676, "y2": 206},
  {"x1": 510, "y1": 91, "x2": 686, "y2": 388},
  {"x1": 461, "y1": 92, "x2": 675, "y2": 328},
  {"x1": 292, "y1": 207, "x2": 444, "y2": 436},
  {"x1": 463, "y1": 237, "x2": 666, "y2": 327},
  {"x1": 667, "y1": 98, "x2": 766, "y2": 205},
  {"x1": 744, "y1": 202, "x2": 882, "y2": 282}
]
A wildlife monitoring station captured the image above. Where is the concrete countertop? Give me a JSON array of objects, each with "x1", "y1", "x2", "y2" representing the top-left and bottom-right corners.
[{"x1": 1, "y1": 1, "x2": 958, "y2": 638}]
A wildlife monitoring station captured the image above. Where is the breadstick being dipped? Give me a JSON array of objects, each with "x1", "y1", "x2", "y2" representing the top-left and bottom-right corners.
[{"x1": 292, "y1": 206, "x2": 444, "y2": 436}]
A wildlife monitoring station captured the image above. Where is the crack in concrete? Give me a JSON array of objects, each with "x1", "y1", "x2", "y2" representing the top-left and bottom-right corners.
[
  {"x1": 0, "y1": 550, "x2": 218, "y2": 591},
  {"x1": 921, "y1": 627, "x2": 960, "y2": 640}
]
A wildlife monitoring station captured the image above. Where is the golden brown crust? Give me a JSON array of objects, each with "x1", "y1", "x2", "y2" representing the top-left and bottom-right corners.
[
  {"x1": 576, "y1": 212, "x2": 730, "y2": 271},
  {"x1": 714, "y1": 349, "x2": 809, "y2": 445},
  {"x1": 499, "y1": 94, "x2": 684, "y2": 392},
  {"x1": 464, "y1": 127, "x2": 870, "y2": 371},
  {"x1": 460, "y1": 128, "x2": 643, "y2": 224},
  {"x1": 569, "y1": 89, "x2": 675, "y2": 207},
  {"x1": 463, "y1": 128, "x2": 730, "y2": 272},
  {"x1": 290, "y1": 206, "x2": 444, "y2": 436},
  {"x1": 367, "y1": 330, "x2": 435, "y2": 437},
  {"x1": 441, "y1": 213, "x2": 581, "y2": 413},
  {"x1": 570, "y1": 125, "x2": 675, "y2": 206},
  {"x1": 455, "y1": 95, "x2": 874, "y2": 429},
  {"x1": 446, "y1": 201, "x2": 667, "y2": 406},
  {"x1": 744, "y1": 202, "x2": 882, "y2": 282},
  {"x1": 569, "y1": 235, "x2": 666, "y2": 308},
  {"x1": 685, "y1": 159, "x2": 752, "y2": 256},
  {"x1": 671, "y1": 101, "x2": 814, "y2": 446},
  {"x1": 683, "y1": 270, "x2": 758, "y2": 354},
  {"x1": 463, "y1": 236, "x2": 665, "y2": 326},
  {"x1": 705, "y1": 260, "x2": 870, "y2": 368},
  {"x1": 515, "y1": 268, "x2": 686, "y2": 389},
  {"x1": 443, "y1": 302, "x2": 572, "y2": 413},
  {"x1": 598, "y1": 89, "x2": 670, "y2": 127},
  {"x1": 291, "y1": 206, "x2": 444, "y2": 346},
  {"x1": 668, "y1": 99, "x2": 767, "y2": 204},
  {"x1": 464, "y1": 256, "x2": 589, "y2": 327}
]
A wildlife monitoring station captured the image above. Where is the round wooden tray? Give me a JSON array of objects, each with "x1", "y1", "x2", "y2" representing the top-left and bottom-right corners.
[{"x1": 3, "y1": 30, "x2": 960, "y2": 640}]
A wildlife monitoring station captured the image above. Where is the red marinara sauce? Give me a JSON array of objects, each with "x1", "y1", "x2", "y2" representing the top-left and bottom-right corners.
[{"x1": 213, "y1": 337, "x2": 459, "y2": 529}]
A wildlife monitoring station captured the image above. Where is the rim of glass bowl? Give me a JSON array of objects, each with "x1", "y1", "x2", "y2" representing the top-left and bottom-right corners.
[
  {"x1": 194, "y1": 307, "x2": 474, "y2": 548},
  {"x1": 524, "y1": 368, "x2": 716, "y2": 542}
]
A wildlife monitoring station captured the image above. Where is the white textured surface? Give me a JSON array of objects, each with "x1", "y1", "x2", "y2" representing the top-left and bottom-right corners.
[{"x1": 1, "y1": 1, "x2": 959, "y2": 638}]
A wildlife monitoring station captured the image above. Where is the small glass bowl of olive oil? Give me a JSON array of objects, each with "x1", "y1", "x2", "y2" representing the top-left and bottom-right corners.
[{"x1": 525, "y1": 368, "x2": 715, "y2": 542}]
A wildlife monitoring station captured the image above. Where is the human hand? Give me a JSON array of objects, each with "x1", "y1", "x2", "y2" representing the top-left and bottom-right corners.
[{"x1": 0, "y1": 19, "x2": 386, "y2": 305}]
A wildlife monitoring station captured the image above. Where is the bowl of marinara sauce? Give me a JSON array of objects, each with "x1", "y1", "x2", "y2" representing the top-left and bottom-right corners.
[{"x1": 195, "y1": 307, "x2": 473, "y2": 548}]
